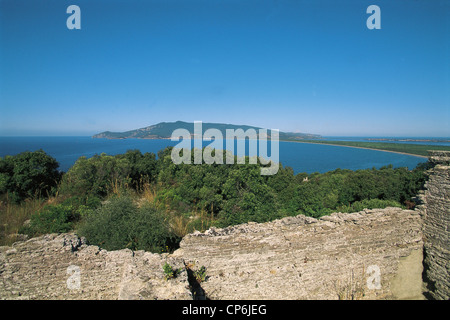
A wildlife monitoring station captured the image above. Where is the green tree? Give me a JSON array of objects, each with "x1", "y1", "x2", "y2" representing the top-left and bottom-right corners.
[
  {"x1": 59, "y1": 153, "x2": 132, "y2": 199},
  {"x1": 0, "y1": 150, "x2": 61, "y2": 202}
]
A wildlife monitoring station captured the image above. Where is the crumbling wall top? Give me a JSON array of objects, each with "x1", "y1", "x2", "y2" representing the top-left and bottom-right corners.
[{"x1": 428, "y1": 150, "x2": 450, "y2": 166}]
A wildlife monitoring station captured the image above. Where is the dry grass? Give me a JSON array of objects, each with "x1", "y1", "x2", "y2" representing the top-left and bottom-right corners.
[
  {"x1": 168, "y1": 208, "x2": 216, "y2": 238},
  {"x1": 139, "y1": 182, "x2": 158, "y2": 204},
  {"x1": 0, "y1": 197, "x2": 43, "y2": 246},
  {"x1": 169, "y1": 214, "x2": 191, "y2": 238},
  {"x1": 0, "y1": 192, "x2": 66, "y2": 246},
  {"x1": 135, "y1": 182, "x2": 196, "y2": 238},
  {"x1": 109, "y1": 178, "x2": 131, "y2": 197},
  {"x1": 333, "y1": 268, "x2": 366, "y2": 300}
]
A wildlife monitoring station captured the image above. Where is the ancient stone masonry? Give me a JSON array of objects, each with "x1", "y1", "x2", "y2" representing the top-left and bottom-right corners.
[
  {"x1": 0, "y1": 233, "x2": 191, "y2": 300},
  {"x1": 420, "y1": 151, "x2": 450, "y2": 300},
  {"x1": 0, "y1": 208, "x2": 425, "y2": 300},
  {"x1": 174, "y1": 208, "x2": 424, "y2": 300}
]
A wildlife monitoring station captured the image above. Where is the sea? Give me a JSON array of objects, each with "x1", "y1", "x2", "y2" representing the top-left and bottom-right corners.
[{"x1": 0, "y1": 136, "x2": 440, "y2": 174}]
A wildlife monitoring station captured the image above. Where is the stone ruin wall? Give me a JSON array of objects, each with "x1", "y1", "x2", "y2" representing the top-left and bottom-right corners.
[
  {"x1": 0, "y1": 233, "x2": 191, "y2": 300},
  {"x1": 174, "y1": 207, "x2": 424, "y2": 300},
  {"x1": 420, "y1": 151, "x2": 450, "y2": 300},
  {"x1": 0, "y1": 207, "x2": 424, "y2": 300},
  {"x1": 0, "y1": 151, "x2": 448, "y2": 300}
]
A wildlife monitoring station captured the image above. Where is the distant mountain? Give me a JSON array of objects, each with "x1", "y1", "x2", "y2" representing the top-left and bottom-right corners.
[{"x1": 93, "y1": 121, "x2": 322, "y2": 141}]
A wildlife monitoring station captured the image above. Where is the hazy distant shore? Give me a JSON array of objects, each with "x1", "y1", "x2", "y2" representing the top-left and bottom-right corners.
[
  {"x1": 284, "y1": 140, "x2": 429, "y2": 159},
  {"x1": 366, "y1": 138, "x2": 450, "y2": 143}
]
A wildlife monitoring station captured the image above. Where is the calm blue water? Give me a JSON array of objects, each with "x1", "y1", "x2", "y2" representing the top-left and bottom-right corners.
[{"x1": 0, "y1": 136, "x2": 426, "y2": 174}]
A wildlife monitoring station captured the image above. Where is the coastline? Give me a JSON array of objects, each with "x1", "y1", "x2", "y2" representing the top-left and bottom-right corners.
[
  {"x1": 92, "y1": 136, "x2": 430, "y2": 159},
  {"x1": 283, "y1": 140, "x2": 428, "y2": 159}
]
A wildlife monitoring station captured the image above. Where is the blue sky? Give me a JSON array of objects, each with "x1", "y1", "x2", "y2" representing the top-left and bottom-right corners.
[{"x1": 0, "y1": 0, "x2": 449, "y2": 137}]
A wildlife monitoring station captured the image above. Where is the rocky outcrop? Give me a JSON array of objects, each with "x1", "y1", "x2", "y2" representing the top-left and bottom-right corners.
[{"x1": 0, "y1": 233, "x2": 191, "y2": 300}]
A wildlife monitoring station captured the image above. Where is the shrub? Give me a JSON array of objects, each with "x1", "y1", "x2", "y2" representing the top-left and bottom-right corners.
[
  {"x1": 60, "y1": 195, "x2": 102, "y2": 210},
  {"x1": 337, "y1": 198, "x2": 403, "y2": 213},
  {"x1": 128, "y1": 202, "x2": 180, "y2": 252},
  {"x1": 77, "y1": 196, "x2": 178, "y2": 252},
  {"x1": 21, "y1": 203, "x2": 79, "y2": 236}
]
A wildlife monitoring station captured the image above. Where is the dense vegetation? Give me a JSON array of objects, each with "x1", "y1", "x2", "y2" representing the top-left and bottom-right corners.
[
  {"x1": 291, "y1": 140, "x2": 450, "y2": 157},
  {"x1": 0, "y1": 150, "x2": 61, "y2": 203},
  {"x1": 0, "y1": 148, "x2": 429, "y2": 251}
]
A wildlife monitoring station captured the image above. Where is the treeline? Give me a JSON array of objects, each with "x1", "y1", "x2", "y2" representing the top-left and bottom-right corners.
[
  {"x1": 293, "y1": 140, "x2": 450, "y2": 157},
  {"x1": 0, "y1": 150, "x2": 61, "y2": 202},
  {"x1": 0, "y1": 148, "x2": 429, "y2": 251}
]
